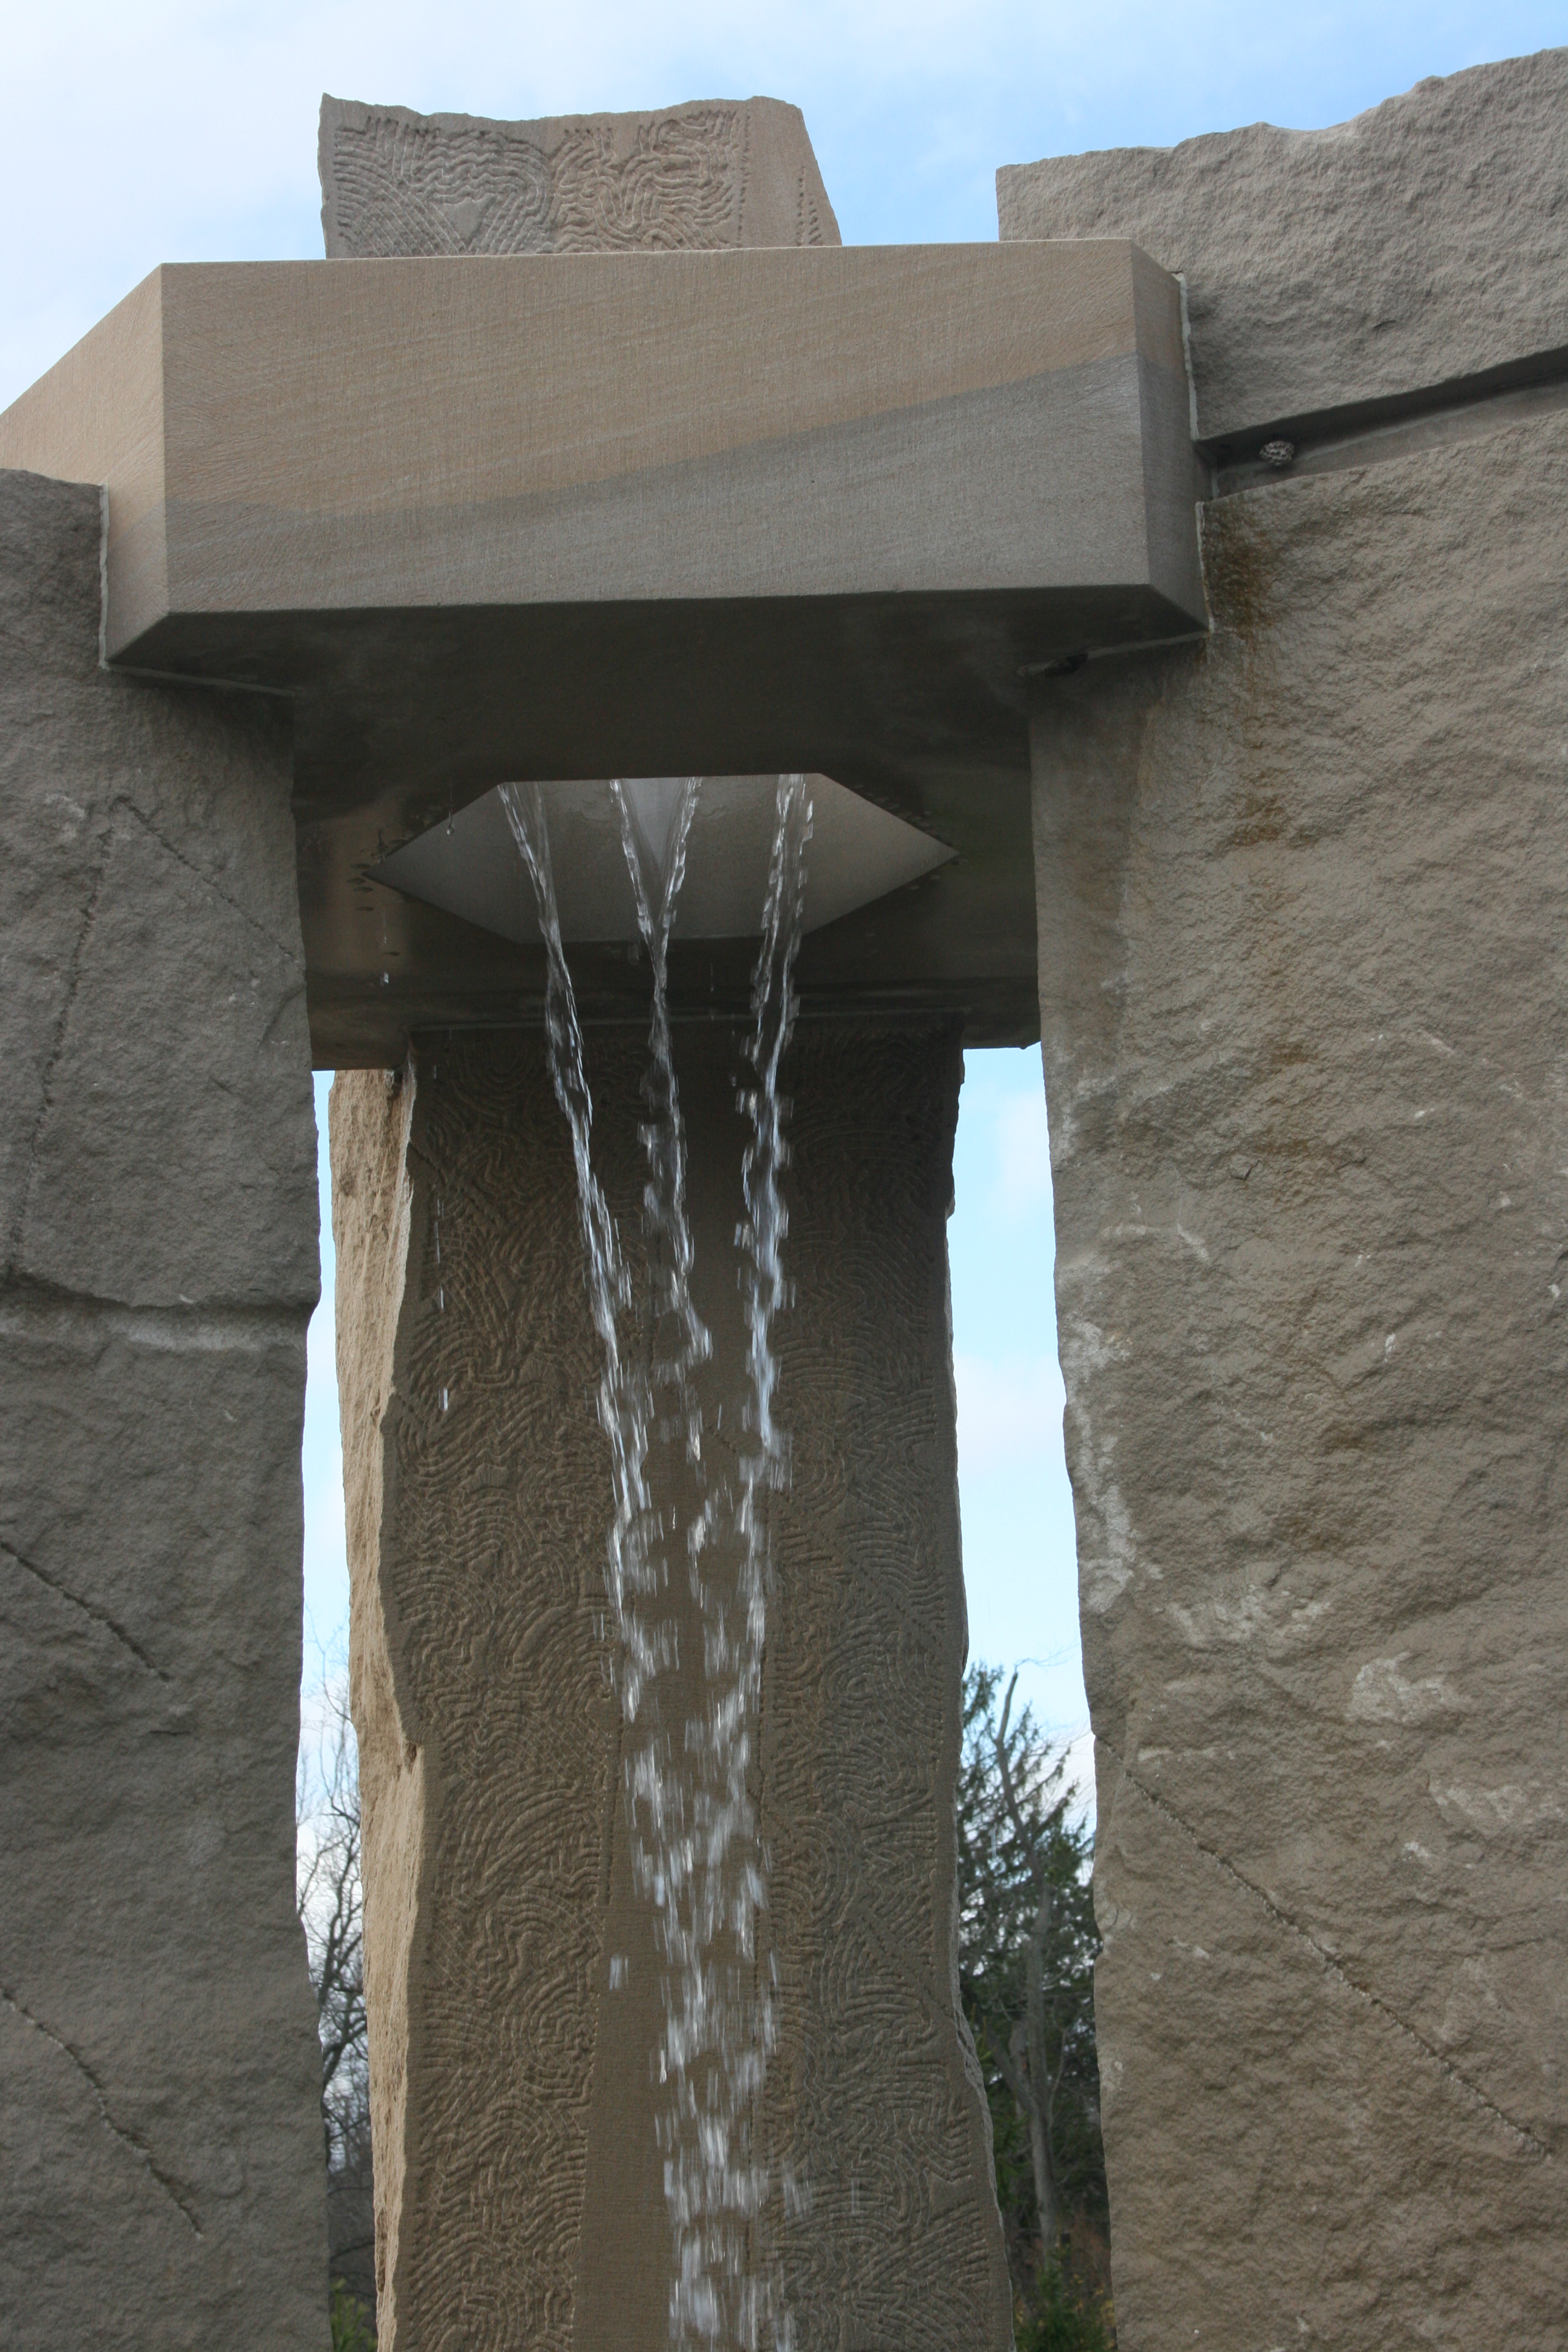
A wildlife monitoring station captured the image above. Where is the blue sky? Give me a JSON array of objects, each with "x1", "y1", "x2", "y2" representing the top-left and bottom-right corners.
[
  {"x1": 4, "y1": 1, "x2": 1563, "y2": 408},
  {"x1": 13, "y1": 0, "x2": 1561, "y2": 1800}
]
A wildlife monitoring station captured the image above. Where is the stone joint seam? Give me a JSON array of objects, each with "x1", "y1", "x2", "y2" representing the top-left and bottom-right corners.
[
  {"x1": 0, "y1": 1535, "x2": 171, "y2": 1681},
  {"x1": 1102, "y1": 1742, "x2": 1553, "y2": 2161},
  {"x1": 0, "y1": 1985, "x2": 204, "y2": 2233},
  {"x1": 0, "y1": 1276, "x2": 310, "y2": 1353},
  {"x1": 1204, "y1": 342, "x2": 1568, "y2": 492}
]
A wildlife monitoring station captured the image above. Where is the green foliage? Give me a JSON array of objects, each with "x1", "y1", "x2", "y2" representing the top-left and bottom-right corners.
[
  {"x1": 1015, "y1": 2256, "x2": 1116, "y2": 2352},
  {"x1": 329, "y1": 2276, "x2": 376, "y2": 2352},
  {"x1": 956, "y1": 1664, "x2": 1111, "y2": 2338}
]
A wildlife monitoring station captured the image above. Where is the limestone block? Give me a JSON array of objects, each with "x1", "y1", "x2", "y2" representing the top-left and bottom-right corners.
[
  {"x1": 0, "y1": 467, "x2": 325, "y2": 2348},
  {"x1": 0, "y1": 471, "x2": 316, "y2": 1311},
  {"x1": 332, "y1": 1024, "x2": 1011, "y2": 2352},
  {"x1": 320, "y1": 92, "x2": 840, "y2": 256},
  {"x1": 999, "y1": 47, "x2": 1568, "y2": 437},
  {"x1": 1030, "y1": 414, "x2": 1568, "y2": 2346}
]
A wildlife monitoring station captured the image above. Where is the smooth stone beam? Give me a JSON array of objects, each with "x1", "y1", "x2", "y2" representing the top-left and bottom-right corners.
[{"x1": 0, "y1": 237, "x2": 1204, "y2": 1062}]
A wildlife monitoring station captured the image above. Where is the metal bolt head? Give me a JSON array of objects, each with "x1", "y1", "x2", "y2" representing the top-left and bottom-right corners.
[{"x1": 1259, "y1": 438, "x2": 1297, "y2": 471}]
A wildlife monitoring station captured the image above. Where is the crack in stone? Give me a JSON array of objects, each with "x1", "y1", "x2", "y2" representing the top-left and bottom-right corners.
[
  {"x1": 1102, "y1": 1741, "x2": 1552, "y2": 2160},
  {"x1": 0, "y1": 1272, "x2": 309, "y2": 1355},
  {"x1": 0, "y1": 1537, "x2": 171, "y2": 1681},
  {"x1": 4, "y1": 786, "x2": 307, "y2": 1293},
  {"x1": 4, "y1": 848, "x2": 107, "y2": 1285},
  {"x1": 0, "y1": 1985, "x2": 203, "y2": 2233},
  {"x1": 120, "y1": 797, "x2": 303, "y2": 968}
]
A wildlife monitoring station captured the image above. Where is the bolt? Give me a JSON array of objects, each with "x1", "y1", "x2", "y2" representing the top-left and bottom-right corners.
[{"x1": 1258, "y1": 438, "x2": 1297, "y2": 471}]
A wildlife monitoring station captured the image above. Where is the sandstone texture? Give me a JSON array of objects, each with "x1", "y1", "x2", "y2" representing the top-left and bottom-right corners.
[
  {"x1": 320, "y1": 91, "x2": 840, "y2": 257},
  {"x1": 327, "y1": 107, "x2": 1011, "y2": 2345},
  {"x1": 1031, "y1": 414, "x2": 1568, "y2": 2345},
  {"x1": 999, "y1": 47, "x2": 1568, "y2": 436},
  {"x1": 333, "y1": 1028, "x2": 1011, "y2": 2351},
  {"x1": 1015, "y1": 60, "x2": 1568, "y2": 2340},
  {"x1": 0, "y1": 469, "x2": 325, "y2": 2345}
]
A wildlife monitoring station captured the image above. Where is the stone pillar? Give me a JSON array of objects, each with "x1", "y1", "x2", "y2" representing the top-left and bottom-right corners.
[
  {"x1": 1006, "y1": 51, "x2": 1568, "y2": 2347},
  {"x1": 0, "y1": 469, "x2": 325, "y2": 2345},
  {"x1": 331, "y1": 1021, "x2": 1012, "y2": 2351}
]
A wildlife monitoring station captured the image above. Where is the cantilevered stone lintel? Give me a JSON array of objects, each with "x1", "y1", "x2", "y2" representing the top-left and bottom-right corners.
[
  {"x1": 0, "y1": 241, "x2": 1203, "y2": 677},
  {"x1": 0, "y1": 238, "x2": 1204, "y2": 1060}
]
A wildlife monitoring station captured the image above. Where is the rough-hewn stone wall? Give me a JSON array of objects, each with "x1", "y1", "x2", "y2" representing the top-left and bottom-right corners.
[
  {"x1": 999, "y1": 47, "x2": 1568, "y2": 439},
  {"x1": 1006, "y1": 51, "x2": 1568, "y2": 2348},
  {"x1": 332, "y1": 1023, "x2": 1011, "y2": 2351},
  {"x1": 0, "y1": 467, "x2": 325, "y2": 2347}
]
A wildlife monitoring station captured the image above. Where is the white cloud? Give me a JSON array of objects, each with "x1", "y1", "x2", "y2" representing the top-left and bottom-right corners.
[{"x1": 305, "y1": 1292, "x2": 336, "y2": 1388}]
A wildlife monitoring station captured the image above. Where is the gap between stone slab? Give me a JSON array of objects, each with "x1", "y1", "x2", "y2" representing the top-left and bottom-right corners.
[{"x1": 1206, "y1": 344, "x2": 1568, "y2": 495}]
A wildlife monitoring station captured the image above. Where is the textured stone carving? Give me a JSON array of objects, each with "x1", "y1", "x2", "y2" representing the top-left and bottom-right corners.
[
  {"x1": 0, "y1": 469, "x2": 324, "y2": 2348},
  {"x1": 1030, "y1": 418, "x2": 1568, "y2": 2347},
  {"x1": 325, "y1": 93, "x2": 1007, "y2": 2349},
  {"x1": 332, "y1": 1024, "x2": 1011, "y2": 2351},
  {"x1": 320, "y1": 94, "x2": 840, "y2": 258},
  {"x1": 760, "y1": 1027, "x2": 1007, "y2": 2347}
]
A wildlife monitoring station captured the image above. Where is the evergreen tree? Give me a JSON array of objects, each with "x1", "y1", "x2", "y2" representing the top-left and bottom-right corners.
[{"x1": 956, "y1": 1665, "x2": 1112, "y2": 2344}]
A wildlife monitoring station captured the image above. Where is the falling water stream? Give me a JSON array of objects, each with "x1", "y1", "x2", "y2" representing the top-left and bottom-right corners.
[{"x1": 499, "y1": 774, "x2": 812, "y2": 2350}]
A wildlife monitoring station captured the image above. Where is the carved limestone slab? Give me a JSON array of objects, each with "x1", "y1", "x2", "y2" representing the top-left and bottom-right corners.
[{"x1": 319, "y1": 93, "x2": 840, "y2": 257}]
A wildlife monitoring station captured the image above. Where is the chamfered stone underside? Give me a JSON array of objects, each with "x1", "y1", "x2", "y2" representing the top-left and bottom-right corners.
[{"x1": 0, "y1": 229, "x2": 1203, "y2": 1061}]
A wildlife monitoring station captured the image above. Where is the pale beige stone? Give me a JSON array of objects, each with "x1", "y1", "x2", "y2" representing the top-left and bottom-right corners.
[
  {"x1": 332, "y1": 1027, "x2": 1012, "y2": 2351},
  {"x1": 0, "y1": 235, "x2": 1197, "y2": 1068},
  {"x1": 999, "y1": 47, "x2": 1568, "y2": 437},
  {"x1": 320, "y1": 93, "x2": 840, "y2": 257},
  {"x1": 0, "y1": 241, "x2": 1200, "y2": 665},
  {"x1": 0, "y1": 468, "x2": 325, "y2": 2347},
  {"x1": 1031, "y1": 413, "x2": 1568, "y2": 2346}
]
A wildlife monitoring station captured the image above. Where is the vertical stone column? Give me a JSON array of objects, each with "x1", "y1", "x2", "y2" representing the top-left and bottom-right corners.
[
  {"x1": 0, "y1": 469, "x2": 325, "y2": 2346},
  {"x1": 322, "y1": 91, "x2": 1007, "y2": 2351},
  {"x1": 332, "y1": 1020, "x2": 1011, "y2": 2351},
  {"x1": 1007, "y1": 51, "x2": 1568, "y2": 2346}
]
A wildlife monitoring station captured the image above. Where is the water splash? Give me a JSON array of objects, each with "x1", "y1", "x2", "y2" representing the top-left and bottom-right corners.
[{"x1": 501, "y1": 774, "x2": 812, "y2": 2350}]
